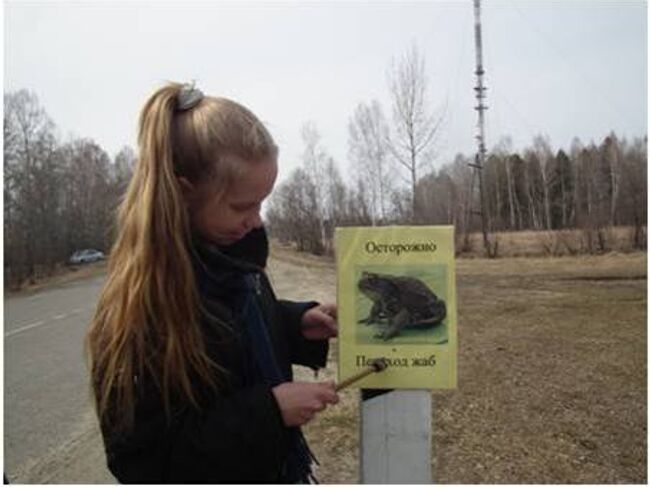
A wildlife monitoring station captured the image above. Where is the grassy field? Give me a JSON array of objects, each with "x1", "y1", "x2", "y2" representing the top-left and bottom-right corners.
[
  {"x1": 272, "y1": 246, "x2": 647, "y2": 484},
  {"x1": 457, "y1": 226, "x2": 645, "y2": 257}
]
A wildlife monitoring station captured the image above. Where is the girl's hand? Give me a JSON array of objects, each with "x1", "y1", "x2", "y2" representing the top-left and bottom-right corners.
[
  {"x1": 301, "y1": 303, "x2": 338, "y2": 340},
  {"x1": 271, "y1": 381, "x2": 339, "y2": 427}
]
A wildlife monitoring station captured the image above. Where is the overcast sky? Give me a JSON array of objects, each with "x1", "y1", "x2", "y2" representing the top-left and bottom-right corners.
[{"x1": 4, "y1": 0, "x2": 648, "y2": 184}]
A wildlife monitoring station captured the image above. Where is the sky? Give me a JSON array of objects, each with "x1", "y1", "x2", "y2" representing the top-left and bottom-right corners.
[{"x1": 4, "y1": 0, "x2": 648, "y2": 185}]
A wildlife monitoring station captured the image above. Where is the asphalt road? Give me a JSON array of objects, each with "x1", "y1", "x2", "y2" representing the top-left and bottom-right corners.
[
  {"x1": 4, "y1": 272, "x2": 115, "y2": 483},
  {"x1": 3, "y1": 253, "x2": 329, "y2": 483}
]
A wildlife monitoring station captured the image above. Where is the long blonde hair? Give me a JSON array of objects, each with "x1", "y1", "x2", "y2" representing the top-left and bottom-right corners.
[{"x1": 86, "y1": 82, "x2": 277, "y2": 431}]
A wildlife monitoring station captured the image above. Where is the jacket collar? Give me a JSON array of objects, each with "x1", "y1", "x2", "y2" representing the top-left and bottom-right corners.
[{"x1": 191, "y1": 227, "x2": 269, "y2": 288}]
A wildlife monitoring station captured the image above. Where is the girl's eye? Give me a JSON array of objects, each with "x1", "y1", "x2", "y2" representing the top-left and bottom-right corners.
[{"x1": 231, "y1": 203, "x2": 259, "y2": 212}]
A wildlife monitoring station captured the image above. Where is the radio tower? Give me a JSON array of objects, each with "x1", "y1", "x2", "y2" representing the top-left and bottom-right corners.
[{"x1": 470, "y1": 0, "x2": 496, "y2": 257}]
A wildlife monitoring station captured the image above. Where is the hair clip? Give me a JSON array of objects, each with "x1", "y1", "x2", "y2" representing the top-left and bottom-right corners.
[{"x1": 176, "y1": 82, "x2": 204, "y2": 111}]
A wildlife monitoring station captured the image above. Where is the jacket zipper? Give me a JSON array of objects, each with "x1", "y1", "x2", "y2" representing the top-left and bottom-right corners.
[{"x1": 253, "y1": 273, "x2": 262, "y2": 296}]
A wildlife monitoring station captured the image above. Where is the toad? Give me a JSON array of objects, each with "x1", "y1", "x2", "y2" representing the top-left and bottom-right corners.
[{"x1": 357, "y1": 271, "x2": 446, "y2": 340}]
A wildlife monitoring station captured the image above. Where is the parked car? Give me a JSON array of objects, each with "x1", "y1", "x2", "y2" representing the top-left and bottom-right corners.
[{"x1": 69, "y1": 249, "x2": 105, "y2": 265}]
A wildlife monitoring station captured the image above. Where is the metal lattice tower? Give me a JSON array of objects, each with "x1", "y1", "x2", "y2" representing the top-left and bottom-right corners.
[{"x1": 469, "y1": 0, "x2": 495, "y2": 256}]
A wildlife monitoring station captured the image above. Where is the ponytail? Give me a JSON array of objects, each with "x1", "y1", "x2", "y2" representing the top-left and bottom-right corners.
[{"x1": 86, "y1": 83, "x2": 224, "y2": 431}]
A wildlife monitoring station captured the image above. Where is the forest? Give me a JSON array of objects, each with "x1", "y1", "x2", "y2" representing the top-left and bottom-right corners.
[
  {"x1": 4, "y1": 90, "x2": 135, "y2": 287},
  {"x1": 266, "y1": 48, "x2": 647, "y2": 257},
  {"x1": 4, "y1": 49, "x2": 647, "y2": 287},
  {"x1": 266, "y1": 121, "x2": 647, "y2": 257}
]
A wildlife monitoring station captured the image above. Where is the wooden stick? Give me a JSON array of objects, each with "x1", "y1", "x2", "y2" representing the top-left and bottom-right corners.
[{"x1": 335, "y1": 358, "x2": 388, "y2": 391}]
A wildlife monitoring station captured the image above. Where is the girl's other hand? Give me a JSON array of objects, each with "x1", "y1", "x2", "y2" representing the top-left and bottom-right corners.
[
  {"x1": 271, "y1": 381, "x2": 339, "y2": 427},
  {"x1": 301, "y1": 303, "x2": 338, "y2": 340}
]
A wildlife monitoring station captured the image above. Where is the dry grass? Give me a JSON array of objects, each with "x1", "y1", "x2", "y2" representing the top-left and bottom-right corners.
[
  {"x1": 5, "y1": 261, "x2": 107, "y2": 296},
  {"x1": 459, "y1": 226, "x2": 645, "y2": 258},
  {"x1": 277, "y1": 248, "x2": 647, "y2": 484}
]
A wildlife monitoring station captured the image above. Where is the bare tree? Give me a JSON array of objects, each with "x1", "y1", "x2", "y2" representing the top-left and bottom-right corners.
[
  {"x1": 505, "y1": 155, "x2": 522, "y2": 230},
  {"x1": 347, "y1": 100, "x2": 393, "y2": 225},
  {"x1": 484, "y1": 154, "x2": 505, "y2": 231},
  {"x1": 619, "y1": 136, "x2": 647, "y2": 248},
  {"x1": 602, "y1": 133, "x2": 622, "y2": 226},
  {"x1": 346, "y1": 176, "x2": 373, "y2": 225},
  {"x1": 449, "y1": 153, "x2": 475, "y2": 246},
  {"x1": 301, "y1": 122, "x2": 329, "y2": 250},
  {"x1": 387, "y1": 44, "x2": 444, "y2": 222},
  {"x1": 266, "y1": 167, "x2": 323, "y2": 253},
  {"x1": 508, "y1": 153, "x2": 526, "y2": 230},
  {"x1": 4, "y1": 90, "x2": 59, "y2": 282},
  {"x1": 521, "y1": 149, "x2": 542, "y2": 230},
  {"x1": 49, "y1": 138, "x2": 110, "y2": 257},
  {"x1": 491, "y1": 137, "x2": 515, "y2": 230},
  {"x1": 532, "y1": 135, "x2": 554, "y2": 230},
  {"x1": 576, "y1": 144, "x2": 595, "y2": 237},
  {"x1": 323, "y1": 157, "x2": 347, "y2": 228},
  {"x1": 113, "y1": 145, "x2": 136, "y2": 194},
  {"x1": 569, "y1": 137, "x2": 584, "y2": 228},
  {"x1": 552, "y1": 149, "x2": 573, "y2": 228},
  {"x1": 415, "y1": 168, "x2": 457, "y2": 225}
]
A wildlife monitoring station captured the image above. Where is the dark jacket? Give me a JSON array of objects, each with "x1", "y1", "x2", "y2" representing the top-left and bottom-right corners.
[{"x1": 100, "y1": 228, "x2": 329, "y2": 483}]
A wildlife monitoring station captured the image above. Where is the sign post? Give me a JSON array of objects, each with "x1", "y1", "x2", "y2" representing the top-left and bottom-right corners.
[{"x1": 361, "y1": 390, "x2": 432, "y2": 483}]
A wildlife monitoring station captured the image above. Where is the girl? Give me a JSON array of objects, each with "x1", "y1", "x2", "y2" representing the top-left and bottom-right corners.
[{"x1": 86, "y1": 82, "x2": 339, "y2": 483}]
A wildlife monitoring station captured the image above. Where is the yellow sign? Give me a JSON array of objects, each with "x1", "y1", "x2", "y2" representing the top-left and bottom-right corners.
[{"x1": 336, "y1": 226, "x2": 457, "y2": 389}]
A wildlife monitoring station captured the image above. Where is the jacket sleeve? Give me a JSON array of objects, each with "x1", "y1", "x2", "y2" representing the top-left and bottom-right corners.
[
  {"x1": 277, "y1": 300, "x2": 329, "y2": 370},
  {"x1": 104, "y1": 383, "x2": 291, "y2": 483}
]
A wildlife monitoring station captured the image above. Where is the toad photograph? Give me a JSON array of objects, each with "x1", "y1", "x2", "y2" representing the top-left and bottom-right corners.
[{"x1": 355, "y1": 268, "x2": 448, "y2": 344}]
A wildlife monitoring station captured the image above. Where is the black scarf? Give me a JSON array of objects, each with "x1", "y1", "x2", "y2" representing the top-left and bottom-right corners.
[
  {"x1": 239, "y1": 273, "x2": 318, "y2": 483},
  {"x1": 193, "y1": 229, "x2": 318, "y2": 483}
]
